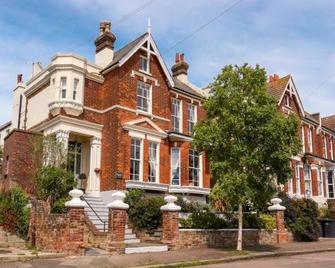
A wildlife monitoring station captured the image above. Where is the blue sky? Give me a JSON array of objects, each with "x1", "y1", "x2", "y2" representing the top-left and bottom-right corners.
[{"x1": 0, "y1": 0, "x2": 335, "y2": 124}]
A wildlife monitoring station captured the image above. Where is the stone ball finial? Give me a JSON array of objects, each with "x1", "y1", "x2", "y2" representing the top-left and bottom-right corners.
[
  {"x1": 107, "y1": 191, "x2": 129, "y2": 210},
  {"x1": 268, "y1": 197, "x2": 286, "y2": 211},
  {"x1": 65, "y1": 189, "x2": 87, "y2": 208},
  {"x1": 160, "y1": 195, "x2": 181, "y2": 212}
]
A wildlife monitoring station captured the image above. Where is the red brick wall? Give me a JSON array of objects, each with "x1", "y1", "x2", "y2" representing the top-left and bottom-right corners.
[{"x1": 1, "y1": 130, "x2": 39, "y2": 195}]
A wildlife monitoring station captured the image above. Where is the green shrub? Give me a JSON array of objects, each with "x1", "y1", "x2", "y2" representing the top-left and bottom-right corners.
[
  {"x1": 36, "y1": 166, "x2": 75, "y2": 210},
  {"x1": 176, "y1": 196, "x2": 210, "y2": 213},
  {"x1": 180, "y1": 211, "x2": 230, "y2": 229},
  {"x1": 279, "y1": 192, "x2": 320, "y2": 241},
  {"x1": 126, "y1": 190, "x2": 165, "y2": 231},
  {"x1": 319, "y1": 207, "x2": 331, "y2": 219},
  {"x1": 259, "y1": 213, "x2": 276, "y2": 232},
  {"x1": 0, "y1": 186, "x2": 29, "y2": 240},
  {"x1": 52, "y1": 197, "x2": 71, "y2": 214}
]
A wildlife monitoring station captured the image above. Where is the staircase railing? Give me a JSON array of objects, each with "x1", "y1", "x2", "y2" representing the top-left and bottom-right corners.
[{"x1": 81, "y1": 196, "x2": 108, "y2": 232}]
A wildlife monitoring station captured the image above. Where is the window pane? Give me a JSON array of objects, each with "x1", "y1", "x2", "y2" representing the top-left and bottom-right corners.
[
  {"x1": 189, "y1": 149, "x2": 200, "y2": 186},
  {"x1": 171, "y1": 148, "x2": 180, "y2": 185},
  {"x1": 172, "y1": 99, "x2": 181, "y2": 132},
  {"x1": 137, "y1": 82, "x2": 150, "y2": 112},
  {"x1": 149, "y1": 142, "x2": 158, "y2": 182},
  {"x1": 130, "y1": 138, "x2": 141, "y2": 181}
]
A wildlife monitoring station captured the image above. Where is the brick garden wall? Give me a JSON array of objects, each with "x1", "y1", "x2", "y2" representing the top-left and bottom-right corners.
[
  {"x1": 175, "y1": 229, "x2": 293, "y2": 249},
  {"x1": 29, "y1": 200, "x2": 85, "y2": 254}
]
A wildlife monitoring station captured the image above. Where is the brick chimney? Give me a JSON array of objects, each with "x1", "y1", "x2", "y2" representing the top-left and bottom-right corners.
[
  {"x1": 171, "y1": 52, "x2": 189, "y2": 83},
  {"x1": 269, "y1": 74, "x2": 280, "y2": 82},
  {"x1": 94, "y1": 21, "x2": 116, "y2": 68},
  {"x1": 17, "y1": 74, "x2": 23, "y2": 84}
]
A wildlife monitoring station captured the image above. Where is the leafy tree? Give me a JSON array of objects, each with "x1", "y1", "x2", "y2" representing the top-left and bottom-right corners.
[{"x1": 193, "y1": 64, "x2": 301, "y2": 250}]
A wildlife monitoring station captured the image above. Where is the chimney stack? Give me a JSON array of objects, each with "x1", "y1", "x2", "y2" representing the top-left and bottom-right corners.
[
  {"x1": 95, "y1": 21, "x2": 116, "y2": 68},
  {"x1": 31, "y1": 62, "x2": 43, "y2": 78},
  {"x1": 17, "y1": 74, "x2": 23, "y2": 84},
  {"x1": 269, "y1": 74, "x2": 280, "y2": 82},
  {"x1": 171, "y1": 52, "x2": 189, "y2": 83}
]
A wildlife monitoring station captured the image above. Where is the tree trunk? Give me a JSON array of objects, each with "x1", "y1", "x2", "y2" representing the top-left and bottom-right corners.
[{"x1": 237, "y1": 203, "x2": 243, "y2": 251}]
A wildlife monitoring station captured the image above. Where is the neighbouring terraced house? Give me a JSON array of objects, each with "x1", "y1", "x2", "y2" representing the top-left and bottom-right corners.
[{"x1": 1, "y1": 22, "x2": 335, "y2": 208}]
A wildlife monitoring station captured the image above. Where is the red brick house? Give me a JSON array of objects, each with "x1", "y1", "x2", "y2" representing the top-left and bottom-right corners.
[
  {"x1": 268, "y1": 74, "x2": 335, "y2": 206},
  {"x1": 1, "y1": 21, "x2": 335, "y2": 209},
  {"x1": 0, "y1": 22, "x2": 211, "y2": 203}
]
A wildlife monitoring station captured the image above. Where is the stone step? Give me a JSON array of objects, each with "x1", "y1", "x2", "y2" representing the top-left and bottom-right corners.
[
  {"x1": 125, "y1": 229, "x2": 133, "y2": 234},
  {"x1": 124, "y1": 238, "x2": 141, "y2": 244},
  {"x1": 125, "y1": 233, "x2": 136, "y2": 240},
  {"x1": 125, "y1": 243, "x2": 168, "y2": 254}
]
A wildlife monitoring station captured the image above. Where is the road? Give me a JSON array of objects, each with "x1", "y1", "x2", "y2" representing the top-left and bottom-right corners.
[
  {"x1": 194, "y1": 251, "x2": 335, "y2": 268},
  {"x1": 2, "y1": 251, "x2": 335, "y2": 268}
]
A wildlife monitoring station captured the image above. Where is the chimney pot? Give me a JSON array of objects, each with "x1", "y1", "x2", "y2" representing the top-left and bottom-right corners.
[{"x1": 17, "y1": 74, "x2": 23, "y2": 84}]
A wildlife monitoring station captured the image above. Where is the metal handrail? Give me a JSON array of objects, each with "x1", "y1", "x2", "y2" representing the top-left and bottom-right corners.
[{"x1": 81, "y1": 196, "x2": 108, "y2": 232}]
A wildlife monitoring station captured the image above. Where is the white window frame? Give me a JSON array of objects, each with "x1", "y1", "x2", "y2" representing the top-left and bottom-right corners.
[
  {"x1": 301, "y1": 126, "x2": 305, "y2": 153},
  {"x1": 171, "y1": 147, "x2": 181, "y2": 186},
  {"x1": 308, "y1": 127, "x2": 313, "y2": 153},
  {"x1": 130, "y1": 137, "x2": 143, "y2": 181},
  {"x1": 73, "y1": 78, "x2": 79, "y2": 101},
  {"x1": 137, "y1": 81, "x2": 151, "y2": 113},
  {"x1": 60, "y1": 77, "x2": 67, "y2": 99},
  {"x1": 148, "y1": 141, "x2": 159, "y2": 183},
  {"x1": 172, "y1": 98, "x2": 182, "y2": 132},
  {"x1": 317, "y1": 167, "x2": 323, "y2": 196},
  {"x1": 327, "y1": 170, "x2": 335, "y2": 198},
  {"x1": 187, "y1": 104, "x2": 197, "y2": 135},
  {"x1": 304, "y1": 165, "x2": 312, "y2": 197},
  {"x1": 139, "y1": 55, "x2": 150, "y2": 73},
  {"x1": 295, "y1": 163, "x2": 301, "y2": 195},
  {"x1": 331, "y1": 137, "x2": 334, "y2": 160},
  {"x1": 189, "y1": 149, "x2": 200, "y2": 187},
  {"x1": 323, "y1": 135, "x2": 327, "y2": 158}
]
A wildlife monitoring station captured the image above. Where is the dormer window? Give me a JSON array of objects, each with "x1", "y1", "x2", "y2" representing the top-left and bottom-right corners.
[
  {"x1": 137, "y1": 81, "x2": 151, "y2": 113},
  {"x1": 60, "y1": 77, "x2": 67, "y2": 99},
  {"x1": 140, "y1": 56, "x2": 149, "y2": 73},
  {"x1": 73, "y1": 78, "x2": 79, "y2": 101}
]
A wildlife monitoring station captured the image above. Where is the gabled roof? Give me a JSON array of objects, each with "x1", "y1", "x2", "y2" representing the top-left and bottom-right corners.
[
  {"x1": 267, "y1": 74, "x2": 305, "y2": 117},
  {"x1": 105, "y1": 33, "x2": 148, "y2": 69},
  {"x1": 173, "y1": 78, "x2": 203, "y2": 99},
  {"x1": 322, "y1": 115, "x2": 335, "y2": 131},
  {"x1": 267, "y1": 75, "x2": 291, "y2": 102},
  {"x1": 101, "y1": 32, "x2": 175, "y2": 88},
  {"x1": 0, "y1": 121, "x2": 11, "y2": 131}
]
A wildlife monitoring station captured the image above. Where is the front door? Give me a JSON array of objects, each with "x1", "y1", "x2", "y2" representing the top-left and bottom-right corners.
[{"x1": 68, "y1": 141, "x2": 82, "y2": 188}]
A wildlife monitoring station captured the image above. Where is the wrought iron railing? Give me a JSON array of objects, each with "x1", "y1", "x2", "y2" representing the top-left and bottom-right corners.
[{"x1": 81, "y1": 196, "x2": 108, "y2": 232}]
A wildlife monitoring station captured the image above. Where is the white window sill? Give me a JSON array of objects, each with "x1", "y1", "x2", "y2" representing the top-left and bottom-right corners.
[{"x1": 139, "y1": 69, "x2": 152, "y2": 76}]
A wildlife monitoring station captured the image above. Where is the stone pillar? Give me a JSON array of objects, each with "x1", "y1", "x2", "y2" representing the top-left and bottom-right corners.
[
  {"x1": 160, "y1": 195, "x2": 181, "y2": 249},
  {"x1": 55, "y1": 130, "x2": 70, "y2": 150},
  {"x1": 65, "y1": 189, "x2": 87, "y2": 254},
  {"x1": 268, "y1": 197, "x2": 288, "y2": 244},
  {"x1": 87, "y1": 137, "x2": 101, "y2": 196},
  {"x1": 106, "y1": 192, "x2": 129, "y2": 255}
]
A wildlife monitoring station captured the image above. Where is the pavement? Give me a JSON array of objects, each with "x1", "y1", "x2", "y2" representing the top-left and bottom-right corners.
[
  {"x1": 1, "y1": 238, "x2": 335, "y2": 268},
  {"x1": 194, "y1": 251, "x2": 335, "y2": 268}
]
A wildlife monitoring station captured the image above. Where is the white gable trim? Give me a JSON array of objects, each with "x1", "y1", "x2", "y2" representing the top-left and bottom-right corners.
[
  {"x1": 118, "y1": 34, "x2": 175, "y2": 88},
  {"x1": 123, "y1": 117, "x2": 166, "y2": 134},
  {"x1": 277, "y1": 76, "x2": 305, "y2": 117}
]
